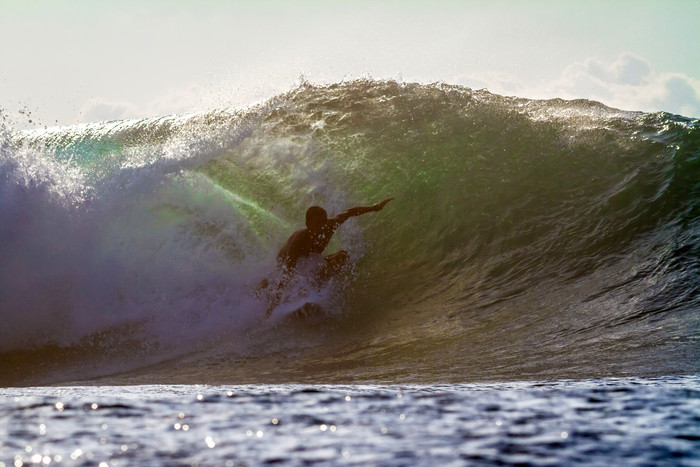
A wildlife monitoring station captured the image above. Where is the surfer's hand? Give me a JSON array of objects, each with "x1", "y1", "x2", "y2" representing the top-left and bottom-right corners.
[{"x1": 374, "y1": 198, "x2": 395, "y2": 211}]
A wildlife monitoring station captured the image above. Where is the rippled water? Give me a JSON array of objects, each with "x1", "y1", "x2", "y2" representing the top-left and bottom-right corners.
[{"x1": 1, "y1": 376, "x2": 698, "y2": 466}]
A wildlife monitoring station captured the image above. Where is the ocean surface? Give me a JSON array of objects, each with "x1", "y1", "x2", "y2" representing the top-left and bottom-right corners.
[
  {"x1": 1, "y1": 377, "x2": 699, "y2": 466},
  {"x1": 1, "y1": 80, "x2": 699, "y2": 464}
]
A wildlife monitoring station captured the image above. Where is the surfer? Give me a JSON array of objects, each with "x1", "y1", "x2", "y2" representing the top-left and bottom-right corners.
[
  {"x1": 257, "y1": 198, "x2": 393, "y2": 318},
  {"x1": 277, "y1": 198, "x2": 394, "y2": 282}
]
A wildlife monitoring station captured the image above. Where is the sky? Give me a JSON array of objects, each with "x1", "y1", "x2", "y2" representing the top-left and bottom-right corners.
[{"x1": 1, "y1": 0, "x2": 699, "y2": 129}]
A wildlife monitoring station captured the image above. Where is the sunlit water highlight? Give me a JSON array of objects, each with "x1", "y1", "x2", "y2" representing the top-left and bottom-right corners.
[{"x1": 1, "y1": 376, "x2": 698, "y2": 466}]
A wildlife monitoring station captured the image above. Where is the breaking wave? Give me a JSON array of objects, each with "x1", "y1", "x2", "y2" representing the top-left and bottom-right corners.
[{"x1": 1, "y1": 80, "x2": 698, "y2": 385}]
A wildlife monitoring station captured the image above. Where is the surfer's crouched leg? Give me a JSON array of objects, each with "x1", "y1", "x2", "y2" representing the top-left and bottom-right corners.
[{"x1": 319, "y1": 250, "x2": 349, "y2": 281}]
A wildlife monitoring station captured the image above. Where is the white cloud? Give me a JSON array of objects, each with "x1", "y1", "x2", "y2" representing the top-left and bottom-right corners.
[
  {"x1": 662, "y1": 75, "x2": 700, "y2": 118},
  {"x1": 75, "y1": 80, "x2": 288, "y2": 125},
  {"x1": 76, "y1": 85, "x2": 207, "y2": 124},
  {"x1": 79, "y1": 98, "x2": 141, "y2": 123},
  {"x1": 571, "y1": 53, "x2": 653, "y2": 87},
  {"x1": 458, "y1": 53, "x2": 700, "y2": 118},
  {"x1": 144, "y1": 84, "x2": 209, "y2": 117}
]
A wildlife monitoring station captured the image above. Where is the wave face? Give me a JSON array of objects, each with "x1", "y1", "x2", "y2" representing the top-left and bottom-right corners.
[{"x1": 1, "y1": 80, "x2": 699, "y2": 385}]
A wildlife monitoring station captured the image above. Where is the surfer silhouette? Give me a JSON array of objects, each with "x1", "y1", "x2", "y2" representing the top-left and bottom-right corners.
[
  {"x1": 257, "y1": 198, "x2": 393, "y2": 317},
  {"x1": 277, "y1": 198, "x2": 394, "y2": 282}
]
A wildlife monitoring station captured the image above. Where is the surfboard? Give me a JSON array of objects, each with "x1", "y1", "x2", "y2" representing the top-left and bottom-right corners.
[
  {"x1": 257, "y1": 267, "x2": 333, "y2": 325},
  {"x1": 267, "y1": 298, "x2": 326, "y2": 325},
  {"x1": 287, "y1": 302, "x2": 325, "y2": 322}
]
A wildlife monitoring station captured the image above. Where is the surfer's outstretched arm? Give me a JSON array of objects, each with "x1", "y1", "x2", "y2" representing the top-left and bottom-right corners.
[{"x1": 333, "y1": 198, "x2": 394, "y2": 223}]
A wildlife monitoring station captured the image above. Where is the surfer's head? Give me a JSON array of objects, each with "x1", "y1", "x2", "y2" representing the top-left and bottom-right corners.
[{"x1": 305, "y1": 206, "x2": 327, "y2": 231}]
